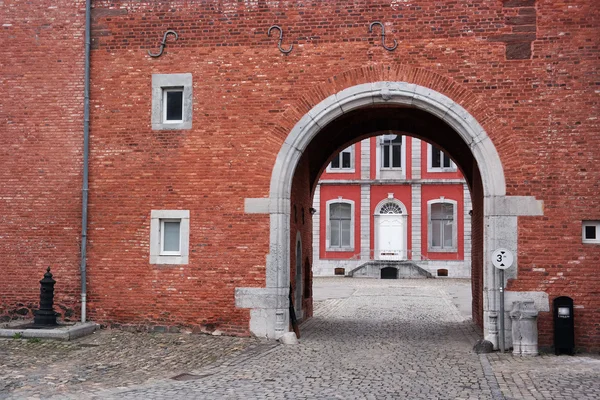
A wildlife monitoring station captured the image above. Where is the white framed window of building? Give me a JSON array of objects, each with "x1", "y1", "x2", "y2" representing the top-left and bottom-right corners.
[
  {"x1": 427, "y1": 199, "x2": 458, "y2": 252},
  {"x1": 582, "y1": 221, "x2": 600, "y2": 244},
  {"x1": 163, "y1": 88, "x2": 184, "y2": 124},
  {"x1": 327, "y1": 145, "x2": 355, "y2": 173},
  {"x1": 381, "y1": 134, "x2": 403, "y2": 169},
  {"x1": 150, "y1": 210, "x2": 190, "y2": 264},
  {"x1": 152, "y1": 73, "x2": 192, "y2": 130},
  {"x1": 325, "y1": 199, "x2": 354, "y2": 251},
  {"x1": 427, "y1": 143, "x2": 456, "y2": 172},
  {"x1": 376, "y1": 134, "x2": 406, "y2": 180}
]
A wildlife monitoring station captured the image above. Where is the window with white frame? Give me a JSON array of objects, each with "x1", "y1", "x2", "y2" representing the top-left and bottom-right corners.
[
  {"x1": 152, "y1": 73, "x2": 192, "y2": 130},
  {"x1": 428, "y1": 144, "x2": 456, "y2": 172},
  {"x1": 582, "y1": 221, "x2": 600, "y2": 244},
  {"x1": 328, "y1": 146, "x2": 354, "y2": 172},
  {"x1": 160, "y1": 219, "x2": 182, "y2": 255},
  {"x1": 428, "y1": 200, "x2": 457, "y2": 252},
  {"x1": 163, "y1": 88, "x2": 184, "y2": 123},
  {"x1": 150, "y1": 210, "x2": 190, "y2": 264},
  {"x1": 326, "y1": 200, "x2": 354, "y2": 251},
  {"x1": 381, "y1": 134, "x2": 402, "y2": 169}
]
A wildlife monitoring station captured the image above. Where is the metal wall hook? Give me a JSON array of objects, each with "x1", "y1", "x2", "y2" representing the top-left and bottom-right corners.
[
  {"x1": 268, "y1": 25, "x2": 293, "y2": 54},
  {"x1": 369, "y1": 21, "x2": 398, "y2": 51},
  {"x1": 148, "y1": 30, "x2": 178, "y2": 58}
]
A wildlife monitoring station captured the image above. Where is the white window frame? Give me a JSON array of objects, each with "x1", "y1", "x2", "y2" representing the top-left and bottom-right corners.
[
  {"x1": 159, "y1": 219, "x2": 182, "y2": 255},
  {"x1": 427, "y1": 199, "x2": 458, "y2": 252},
  {"x1": 427, "y1": 143, "x2": 457, "y2": 172},
  {"x1": 162, "y1": 88, "x2": 184, "y2": 124},
  {"x1": 375, "y1": 134, "x2": 406, "y2": 179},
  {"x1": 582, "y1": 221, "x2": 600, "y2": 244},
  {"x1": 380, "y1": 134, "x2": 403, "y2": 169},
  {"x1": 325, "y1": 199, "x2": 355, "y2": 252},
  {"x1": 326, "y1": 145, "x2": 355, "y2": 173},
  {"x1": 150, "y1": 210, "x2": 190, "y2": 264},
  {"x1": 152, "y1": 73, "x2": 192, "y2": 130}
]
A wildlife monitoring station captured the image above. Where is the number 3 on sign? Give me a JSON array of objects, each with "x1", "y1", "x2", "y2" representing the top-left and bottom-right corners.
[{"x1": 492, "y1": 248, "x2": 514, "y2": 270}]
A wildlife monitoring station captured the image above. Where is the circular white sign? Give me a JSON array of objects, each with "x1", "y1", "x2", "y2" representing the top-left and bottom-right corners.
[{"x1": 492, "y1": 248, "x2": 514, "y2": 270}]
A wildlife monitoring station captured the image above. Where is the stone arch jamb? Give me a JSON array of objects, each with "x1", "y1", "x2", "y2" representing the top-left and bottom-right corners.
[{"x1": 239, "y1": 82, "x2": 544, "y2": 346}]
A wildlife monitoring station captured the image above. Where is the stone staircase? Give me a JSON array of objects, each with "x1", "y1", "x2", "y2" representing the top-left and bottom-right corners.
[{"x1": 347, "y1": 260, "x2": 433, "y2": 279}]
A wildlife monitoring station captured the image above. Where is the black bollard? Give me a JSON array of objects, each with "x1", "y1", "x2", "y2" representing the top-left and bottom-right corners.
[{"x1": 34, "y1": 267, "x2": 58, "y2": 325}]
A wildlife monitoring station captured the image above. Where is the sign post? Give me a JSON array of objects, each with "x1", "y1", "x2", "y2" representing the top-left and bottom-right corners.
[{"x1": 492, "y1": 248, "x2": 514, "y2": 353}]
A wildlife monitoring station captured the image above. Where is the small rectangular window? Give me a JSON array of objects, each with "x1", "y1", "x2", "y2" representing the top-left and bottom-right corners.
[
  {"x1": 152, "y1": 74, "x2": 192, "y2": 130},
  {"x1": 429, "y1": 201, "x2": 456, "y2": 251},
  {"x1": 381, "y1": 135, "x2": 402, "y2": 169},
  {"x1": 429, "y1": 144, "x2": 456, "y2": 172},
  {"x1": 150, "y1": 210, "x2": 190, "y2": 264},
  {"x1": 328, "y1": 146, "x2": 354, "y2": 172},
  {"x1": 163, "y1": 88, "x2": 184, "y2": 123},
  {"x1": 582, "y1": 221, "x2": 600, "y2": 244},
  {"x1": 328, "y1": 202, "x2": 353, "y2": 250},
  {"x1": 161, "y1": 220, "x2": 181, "y2": 254},
  {"x1": 342, "y1": 151, "x2": 351, "y2": 168},
  {"x1": 585, "y1": 226, "x2": 596, "y2": 240}
]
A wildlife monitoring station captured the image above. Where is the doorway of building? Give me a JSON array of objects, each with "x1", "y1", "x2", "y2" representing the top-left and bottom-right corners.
[{"x1": 375, "y1": 200, "x2": 407, "y2": 260}]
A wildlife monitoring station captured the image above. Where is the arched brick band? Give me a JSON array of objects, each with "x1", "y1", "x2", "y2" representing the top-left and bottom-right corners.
[{"x1": 239, "y1": 82, "x2": 544, "y2": 345}]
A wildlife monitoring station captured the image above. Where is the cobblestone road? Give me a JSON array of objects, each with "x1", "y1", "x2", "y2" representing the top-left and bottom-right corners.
[{"x1": 1, "y1": 278, "x2": 599, "y2": 399}]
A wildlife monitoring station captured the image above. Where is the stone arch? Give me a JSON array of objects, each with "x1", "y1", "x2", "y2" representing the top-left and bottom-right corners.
[{"x1": 239, "y1": 81, "x2": 543, "y2": 346}]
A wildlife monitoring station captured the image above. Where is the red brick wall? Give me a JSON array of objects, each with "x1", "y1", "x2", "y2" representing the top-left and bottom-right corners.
[
  {"x1": 1, "y1": 0, "x2": 598, "y2": 348},
  {"x1": 0, "y1": 0, "x2": 86, "y2": 321}
]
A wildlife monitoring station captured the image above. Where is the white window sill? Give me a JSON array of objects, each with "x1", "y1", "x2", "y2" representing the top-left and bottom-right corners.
[
  {"x1": 428, "y1": 247, "x2": 458, "y2": 253},
  {"x1": 427, "y1": 168, "x2": 457, "y2": 173},
  {"x1": 326, "y1": 247, "x2": 355, "y2": 252},
  {"x1": 326, "y1": 168, "x2": 356, "y2": 174},
  {"x1": 150, "y1": 255, "x2": 189, "y2": 265}
]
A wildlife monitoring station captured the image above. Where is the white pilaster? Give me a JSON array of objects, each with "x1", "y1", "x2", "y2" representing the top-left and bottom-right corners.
[
  {"x1": 412, "y1": 137, "x2": 421, "y2": 180},
  {"x1": 360, "y1": 184, "x2": 371, "y2": 260},
  {"x1": 361, "y1": 138, "x2": 370, "y2": 180},
  {"x1": 411, "y1": 183, "x2": 422, "y2": 260},
  {"x1": 312, "y1": 184, "x2": 321, "y2": 272}
]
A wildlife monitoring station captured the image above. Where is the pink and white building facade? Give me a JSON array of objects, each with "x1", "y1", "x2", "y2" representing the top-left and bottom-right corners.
[{"x1": 312, "y1": 135, "x2": 472, "y2": 278}]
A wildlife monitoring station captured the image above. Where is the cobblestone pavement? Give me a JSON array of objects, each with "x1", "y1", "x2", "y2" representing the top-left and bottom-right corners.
[
  {"x1": 1, "y1": 278, "x2": 599, "y2": 399},
  {"x1": 0, "y1": 329, "x2": 262, "y2": 399}
]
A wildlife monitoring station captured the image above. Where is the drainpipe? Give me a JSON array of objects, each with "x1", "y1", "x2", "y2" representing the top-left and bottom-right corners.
[{"x1": 80, "y1": 0, "x2": 91, "y2": 323}]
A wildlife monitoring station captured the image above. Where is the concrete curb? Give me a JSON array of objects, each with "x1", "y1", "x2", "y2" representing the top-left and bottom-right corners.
[{"x1": 0, "y1": 322, "x2": 99, "y2": 340}]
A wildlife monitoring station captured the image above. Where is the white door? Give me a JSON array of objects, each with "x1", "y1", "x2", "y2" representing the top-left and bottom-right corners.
[{"x1": 378, "y1": 215, "x2": 405, "y2": 260}]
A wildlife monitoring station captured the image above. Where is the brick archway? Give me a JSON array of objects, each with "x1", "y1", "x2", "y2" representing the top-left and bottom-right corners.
[{"x1": 240, "y1": 82, "x2": 543, "y2": 345}]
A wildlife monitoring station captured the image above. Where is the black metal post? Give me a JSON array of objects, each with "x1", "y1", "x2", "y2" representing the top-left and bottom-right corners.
[{"x1": 34, "y1": 267, "x2": 58, "y2": 325}]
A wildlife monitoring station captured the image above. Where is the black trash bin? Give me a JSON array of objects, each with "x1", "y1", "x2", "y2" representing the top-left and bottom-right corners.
[{"x1": 553, "y1": 296, "x2": 575, "y2": 355}]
